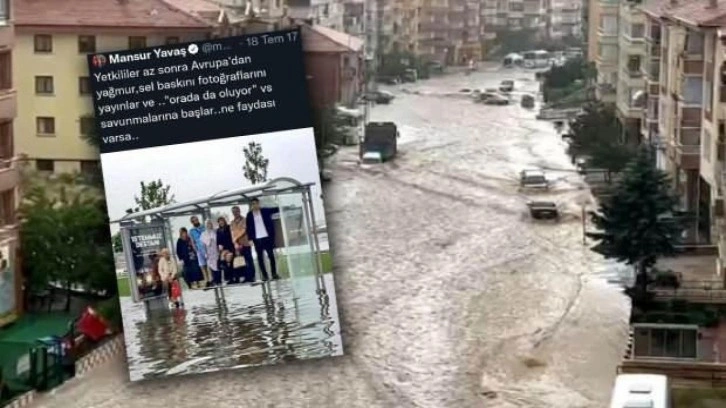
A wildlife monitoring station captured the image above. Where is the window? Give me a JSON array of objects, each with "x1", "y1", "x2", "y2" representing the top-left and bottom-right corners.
[
  {"x1": 686, "y1": 32, "x2": 705, "y2": 55},
  {"x1": 600, "y1": 15, "x2": 618, "y2": 35},
  {"x1": 34, "y1": 76, "x2": 54, "y2": 94},
  {"x1": 627, "y1": 55, "x2": 641, "y2": 74},
  {"x1": 683, "y1": 77, "x2": 704, "y2": 105},
  {"x1": 34, "y1": 35, "x2": 53, "y2": 53},
  {"x1": 78, "y1": 36, "x2": 96, "y2": 53},
  {"x1": 80, "y1": 160, "x2": 100, "y2": 176},
  {"x1": 0, "y1": 0, "x2": 8, "y2": 21},
  {"x1": 128, "y1": 36, "x2": 147, "y2": 49},
  {"x1": 79, "y1": 116, "x2": 95, "y2": 135},
  {"x1": 0, "y1": 52, "x2": 11, "y2": 90},
  {"x1": 0, "y1": 121, "x2": 12, "y2": 161},
  {"x1": 509, "y1": 2, "x2": 524, "y2": 11},
  {"x1": 36, "y1": 117, "x2": 55, "y2": 136},
  {"x1": 0, "y1": 189, "x2": 14, "y2": 226},
  {"x1": 79, "y1": 77, "x2": 91, "y2": 95},
  {"x1": 35, "y1": 160, "x2": 54, "y2": 172},
  {"x1": 630, "y1": 23, "x2": 644, "y2": 39},
  {"x1": 165, "y1": 36, "x2": 180, "y2": 45}
]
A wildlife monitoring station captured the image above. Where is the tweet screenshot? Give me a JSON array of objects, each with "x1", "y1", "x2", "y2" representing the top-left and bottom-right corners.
[{"x1": 87, "y1": 28, "x2": 343, "y2": 382}]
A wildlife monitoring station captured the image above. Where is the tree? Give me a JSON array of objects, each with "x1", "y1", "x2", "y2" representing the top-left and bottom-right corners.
[
  {"x1": 242, "y1": 141, "x2": 269, "y2": 185},
  {"x1": 126, "y1": 180, "x2": 175, "y2": 214},
  {"x1": 112, "y1": 232, "x2": 123, "y2": 253},
  {"x1": 587, "y1": 147, "x2": 684, "y2": 300},
  {"x1": 20, "y1": 183, "x2": 116, "y2": 310},
  {"x1": 567, "y1": 102, "x2": 635, "y2": 173}
]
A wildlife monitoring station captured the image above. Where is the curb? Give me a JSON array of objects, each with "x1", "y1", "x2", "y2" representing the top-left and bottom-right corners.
[
  {"x1": 6, "y1": 390, "x2": 36, "y2": 408},
  {"x1": 75, "y1": 335, "x2": 125, "y2": 376}
]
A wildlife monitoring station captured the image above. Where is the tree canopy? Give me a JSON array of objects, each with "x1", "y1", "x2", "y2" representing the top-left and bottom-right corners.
[
  {"x1": 567, "y1": 102, "x2": 635, "y2": 173},
  {"x1": 126, "y1": 180, "x2": 175, "y2": 214},
  {"x1": 587, "y1": 147, "x2": 684, "y2": 282},
  {"x1": 242, "y1": 141, "x2": 269, "y2": 185},
  {"x1": 20, "y1": 177, "x2": 116, "y2": 309}
]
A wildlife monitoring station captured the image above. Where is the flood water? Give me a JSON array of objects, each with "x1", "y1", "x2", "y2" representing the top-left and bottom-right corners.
[
  {"x1": 120, "y1": 274, "x2": 343, "y2": 381},
  {"x1": 33, "y1": 65, "x2": 631, "y2": 408}
]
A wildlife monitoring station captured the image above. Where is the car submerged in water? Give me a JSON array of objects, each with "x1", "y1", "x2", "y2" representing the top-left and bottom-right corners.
[
  {"x1": 519, "y1": 169, "x2": 549, "y2": 189},
  {"x1": 527, "y1": 201, "x2": 560, "y2": 220}
]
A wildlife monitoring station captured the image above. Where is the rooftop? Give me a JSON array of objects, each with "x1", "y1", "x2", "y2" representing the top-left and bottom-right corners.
[
  {"x1": 302, "y1": 25, "x2": 364, "y2": 53},
  {"x1": 162, "y1": 0, "x2": 226, "y2": 23},
  {"x1": 15, "y1": 0, "x2": 211, "y2": 29},
  {"x1": 642, "y1": 0, "x2": 726, "y2": 27}
]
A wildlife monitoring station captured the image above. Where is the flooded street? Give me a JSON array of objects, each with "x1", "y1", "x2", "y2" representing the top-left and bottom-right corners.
[
  {"x1": 122, "y1": 274, "x2": 342, "y2": 381},
  {"x1": 33, "y1": 66, "x2": 630, "y2": 408}
]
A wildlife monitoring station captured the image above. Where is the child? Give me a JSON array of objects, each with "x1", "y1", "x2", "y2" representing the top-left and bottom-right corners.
[
  {"x1": 219, "y1": 250, "x2": 237, "y2": 284},
  {"x1": 169, "y1": 277, "x2": 182, "y2": 308}
]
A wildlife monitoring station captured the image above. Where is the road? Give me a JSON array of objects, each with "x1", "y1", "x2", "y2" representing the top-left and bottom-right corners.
[{"x1": 32, "y1": 66, "x2": 630, "y2": 408}]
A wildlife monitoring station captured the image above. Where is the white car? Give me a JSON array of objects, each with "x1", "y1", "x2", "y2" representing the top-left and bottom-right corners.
[
  {"x1": 520, "y1": 170, "x2": 549, "y2": 189},
  {"x1": 360, "y1": 151, "x2": 383, "y2": 166}
]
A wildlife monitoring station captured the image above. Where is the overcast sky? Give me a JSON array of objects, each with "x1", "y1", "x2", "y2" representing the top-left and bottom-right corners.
[{"x1": 101, "y1": 128, "x2": 326, "y2": 236}]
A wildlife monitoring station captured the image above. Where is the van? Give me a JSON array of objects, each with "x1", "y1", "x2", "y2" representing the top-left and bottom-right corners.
[{"x1": 609, "y1": 374, "x2": 671, "y2": 408}]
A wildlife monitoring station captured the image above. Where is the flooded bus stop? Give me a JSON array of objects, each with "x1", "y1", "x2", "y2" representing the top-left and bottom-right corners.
[{"x1": 112, "y1": 178, "x2": 343, "y2": 380}]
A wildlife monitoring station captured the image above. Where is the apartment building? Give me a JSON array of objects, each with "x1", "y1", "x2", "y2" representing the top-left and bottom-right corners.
[
  {"x1": 594, "y1": 0, "x2": 619, "y2": 102},
  {"x1": 615, "y1": 0, "x2": 646, "y2": 141},
  {"x1": 12, "y1": 0, "x2": 212, "y2": 175},
  {"x1": 343, "y1": 1, "x2": 366, "y2": 39},
  {"x1": 479, "y1": 0, "x2": 547, "y2": 44},
  {"x1": 0, "y1": 0, "x2": 22, "y2": 327},
  {"x1": 549, "y1": 0, "x2": 583, "y2": 40},
  {"x1": 448, "y1": 0, "x2": 481, "y2": 63},
  {"x1": 418, "y1": 0, "x2": 452, "y2": 63},
  {"x1": 587, "y1": 0, "x2": 601, "y2": 61}
]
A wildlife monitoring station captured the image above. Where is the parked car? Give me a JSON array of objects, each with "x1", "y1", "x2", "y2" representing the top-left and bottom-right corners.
[
  {"x1": 521, "y1": 94, "x2": 535, "y2": 108},
  {"x1": 520, "y1": 169, "x2": 549, "y2": 189},
  {"x1": 484, "y1": 94, "x2": 510, "y2": 105},
  {"x1": 377, "y1": 76, "x2": 400, "y2": 85},
  {"x1": 499, "y1": 80, "x2": 515, "y2": 93},
  {"x1": 527, "y1": 201, "x2": 560, "y2": 220},
  {"x1": 402, "y1": 68, "x2": 418, "y2": 82},
  {"x1": 364, "y1": 90, "x2": 395, "y2": 104}
]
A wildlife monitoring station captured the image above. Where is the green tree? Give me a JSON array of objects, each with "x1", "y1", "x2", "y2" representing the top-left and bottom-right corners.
[
  {"x1": 242, "y1": 141, "x2": 269, "y2": 185},
  {"x1": 20, "y1": 183, "x2": 116, "y2": 310},
  {"x1": 112, "y1": 232, "x2": 122, "y2": 253},
  {"x1": 587, "y1": 147, "x2": 684, "y2": 300},
  {"x1": 126, "y1": 180, "x2": 175, "y2": 214},
  {"x1": 567, "y1": 102, "x2": 635, "y2": 173}
]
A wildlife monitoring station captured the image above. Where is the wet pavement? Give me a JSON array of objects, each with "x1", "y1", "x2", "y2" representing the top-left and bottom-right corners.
[
  {"x1": 32, "y1": 64, "x2": 630, "y2": 408},
  {"x1": 122, "y1": 274, "x2": 342, "y2": 381}
]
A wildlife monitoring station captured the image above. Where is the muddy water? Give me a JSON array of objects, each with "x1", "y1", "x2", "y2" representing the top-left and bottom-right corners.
[{"x1": 31, "y1": 65, "x2": 630, "y2": 408}]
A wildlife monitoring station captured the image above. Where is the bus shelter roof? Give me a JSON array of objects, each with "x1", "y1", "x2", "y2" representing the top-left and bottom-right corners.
[{"x1": 112, "y1": 177, "x2": 314, "y2": 223}]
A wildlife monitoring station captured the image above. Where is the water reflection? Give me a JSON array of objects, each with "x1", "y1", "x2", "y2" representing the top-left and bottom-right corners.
[{"x1": 121, "y1": 274, "x2": 343, "y2": 381}]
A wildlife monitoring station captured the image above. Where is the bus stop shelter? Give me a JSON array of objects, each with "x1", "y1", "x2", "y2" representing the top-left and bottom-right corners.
[{"x1": 111, "y1": 177, "x2": 325, "y2": 303}]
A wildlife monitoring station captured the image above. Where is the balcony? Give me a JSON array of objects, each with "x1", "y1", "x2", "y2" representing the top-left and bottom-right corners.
[
  {"x1": 0, "y1": 90, "x2": 15, "y2": 121},
  {"x1": 679, "y1": 56, "x2": 705, "y2": 75},
  {"x1": 675, "y1": 143, "x2": 701, "y2": 169}
]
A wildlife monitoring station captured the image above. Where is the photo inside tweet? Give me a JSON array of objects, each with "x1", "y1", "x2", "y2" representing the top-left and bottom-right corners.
[{"x1": 87, "y1": 29, "x2": 343, "y2": 382}]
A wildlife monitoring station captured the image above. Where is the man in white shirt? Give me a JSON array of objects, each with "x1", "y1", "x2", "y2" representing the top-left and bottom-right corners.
[{"x1": 245, "y1": 198, "x2": 280, "y2": 280}]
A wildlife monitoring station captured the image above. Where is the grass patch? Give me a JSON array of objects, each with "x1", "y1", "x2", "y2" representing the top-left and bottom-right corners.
[
  {"x1": 117, "y1": 251, "x2": 334, "y2": 297},
  {"x1": 673, "y1": 387, "x2": 726, "y2": 408}
]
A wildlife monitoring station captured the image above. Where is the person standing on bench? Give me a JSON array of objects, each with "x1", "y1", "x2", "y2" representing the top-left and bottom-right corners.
[{"x1": 246, "y1": 198, "x2": 280, "y2": 281}]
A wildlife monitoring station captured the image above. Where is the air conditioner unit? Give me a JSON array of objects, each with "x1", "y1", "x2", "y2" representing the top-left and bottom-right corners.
[{"x1": 715, "y1": 198, "x2": 725, "y2": 217}]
